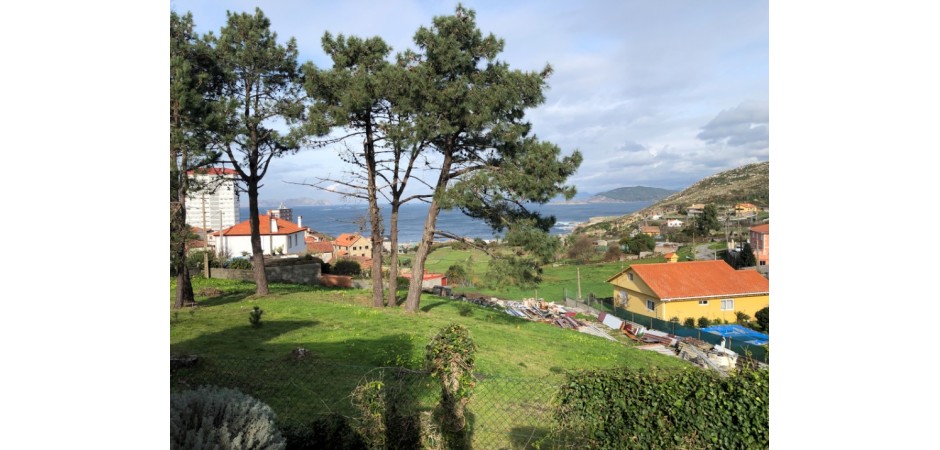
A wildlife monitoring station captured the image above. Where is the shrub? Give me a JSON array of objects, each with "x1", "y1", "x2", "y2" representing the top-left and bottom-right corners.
[
  {"x1": 457, "y1": 303, "x2": 474, "y2": 317},
  {"x1": 553, "y1": 367, "x2": 769, "y2": 449},
  {"x1": 280, "y1": 414, "x2": 365, "y2": 450},
  {"x1": 332, "y1": 259, "x2": 362, "y2": 276},
  {"x1": 426, "y1": 324, "x2": 477, "y2": 449},
  {"x1": 683, "y1": 318, "x2": 696, "y2": 328},
  {"x1": 228, "y1": 258, "x2": 253, "y2": 270},
  {"x1": 170, "y1": 385, "x2": 286, "y2": 449},
  {"x1": 668, "y1": 317, "x2": 680, "y2": 323},
  {"x1": 697, "y1": 316, "x2": 711, "y2": 328},
  {"x1": 736, "y1": 311, "x2": 751, "y2": 324},
  {"x1": 249, "y1": 306, "x2": 263, "y2": 327},
  {"x1": 755, "y1": 306, "x2": 769, "y2": 331}
]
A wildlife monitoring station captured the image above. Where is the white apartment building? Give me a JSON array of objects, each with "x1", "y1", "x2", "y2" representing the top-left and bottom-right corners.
[{"x1": 185, "y1": 168, "x2": 240, "y2": 230}]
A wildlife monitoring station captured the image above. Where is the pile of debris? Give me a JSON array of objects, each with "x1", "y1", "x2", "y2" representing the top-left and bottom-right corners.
[{"x1": 505, "y1": 299, "x2": 587, "y2": 329}]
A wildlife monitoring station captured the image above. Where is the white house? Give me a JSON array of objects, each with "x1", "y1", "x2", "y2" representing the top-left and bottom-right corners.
[
  {"x1": 211, "y1": 215, "x2": 307, "y2": 257},
  {"x1": 185, "y1": 168, "x2": 240, "y2": 230},
  {"x1": 666, "y1": 219, "x2": 684, "y2": 228}
]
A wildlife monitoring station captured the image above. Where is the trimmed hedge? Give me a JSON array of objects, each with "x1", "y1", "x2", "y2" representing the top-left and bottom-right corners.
[{"x1": 552, "y1": 367, "x2": 769, "y2": 449}]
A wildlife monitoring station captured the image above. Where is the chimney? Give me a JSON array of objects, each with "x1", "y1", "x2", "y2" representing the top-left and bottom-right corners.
[
  {"x1": 297, "y1": 215, "x2": 303, "y2": 228},
  {"x1": 270, "y1": 216, "x2": 278, "y2": 233}
]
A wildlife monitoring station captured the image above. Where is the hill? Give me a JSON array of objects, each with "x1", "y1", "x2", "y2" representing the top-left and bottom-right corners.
[
  {"x1": 575, "y1": 161, "x2": 769, "y2": 232},
  {"x1": 592, "y1": 186, "x2": 677, "y2": 202}
]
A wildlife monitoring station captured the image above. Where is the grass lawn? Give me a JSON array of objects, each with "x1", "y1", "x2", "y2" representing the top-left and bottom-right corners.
[
  {"x1": 170, "y1": 277, "x2": 687, "y2": 447},
  {"x1": 447, "y1": 257, "x2": 667, "y2": 302}
]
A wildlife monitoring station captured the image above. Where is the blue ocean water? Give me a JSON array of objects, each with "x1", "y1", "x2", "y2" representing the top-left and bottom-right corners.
[{"x1": 241, "y1": 201, "x2": 651, "y2": 244}]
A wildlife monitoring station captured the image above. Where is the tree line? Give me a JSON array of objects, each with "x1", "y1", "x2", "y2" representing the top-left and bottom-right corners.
[{"x1": 171, "y1": 5, "x2": 583, "y2": 312}]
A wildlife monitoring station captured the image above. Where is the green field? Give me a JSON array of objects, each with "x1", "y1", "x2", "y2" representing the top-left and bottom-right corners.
[
  {"x1": 416, "y1": 246, "x2": 668, "y2": 302},
  {"x1": 170, "y1": 277, "x2": 687, "y2": 447}
]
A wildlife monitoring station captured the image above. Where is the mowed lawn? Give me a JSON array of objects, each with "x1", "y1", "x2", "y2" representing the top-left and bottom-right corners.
[
  {"x1": 170, "y1": 277, "x2": 688, "y2": 445},
  {"x1": 423, "y1": 247, "x2": 668, "y2": 302},
  {"x1": 170, "y1": 278, "x2": 684, "y2": 379}
]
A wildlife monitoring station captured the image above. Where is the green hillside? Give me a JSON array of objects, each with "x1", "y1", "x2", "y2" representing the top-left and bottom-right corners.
[{"x1": 593, "y1": 186, "x2": 677, "y2": 202}]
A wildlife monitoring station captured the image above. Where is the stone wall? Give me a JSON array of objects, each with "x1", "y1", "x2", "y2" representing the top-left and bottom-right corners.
[{"x1": 211, "y1": 263, "x2": 321, "y2": 285}]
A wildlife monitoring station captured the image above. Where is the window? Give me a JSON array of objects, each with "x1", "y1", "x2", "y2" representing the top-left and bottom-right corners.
[
  {"x1": 721, "y1": 299, "x2": 734, "y2": 311},
  {"x1": 698, "y1": 300, "x2": 708, "y2": 306},
  {"x1": 618, "y1": 290, "x2": 628, "y2": 305},
  {"x1": 646, "y1": 300, "x2": 655, "y2": 311},
  {"x1": 628, "y1": 273, "x2": 634, "y2": 281}
]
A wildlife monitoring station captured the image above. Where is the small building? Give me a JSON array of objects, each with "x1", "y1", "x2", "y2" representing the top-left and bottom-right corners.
[
  {"x1": 734, "y1": 202, "x2": 759, "y2": 217},
  {"x1": 307, "y1": 239, "x2": 334, "y2": 263},
  {"x1": 212, "y1": 215, "x2": 307, "y2": 257},
  {"x1": 666, "y1": 219, "x2": 684, "y2": 228},
  {"x1": 333, "y1": 233, "x2": 373, "y2": 258},
  {"x1": 402, "y1": 272, "x2": 448, "y2": 290},
  {"x1": 639, "y1": 225, "x2": 661, "y2": 237},
  {"x1": 607, "y1": 259, "x2": 769, "y2": 324},
  {"x1": 687, "y1": 203, "x2": 706, "y2": 217},
  {"x1": 749, "y1": 223, "x2": 770, "y2": 272}
]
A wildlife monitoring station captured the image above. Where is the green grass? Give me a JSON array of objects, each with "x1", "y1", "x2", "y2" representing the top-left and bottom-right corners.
[
  {"x1": 420, "y1": 246, "x2": 492, "y2": 274},
  {"x1": 170, "y1": 277, "x2": 687, "y2": 447},
  {"x1": 447, "y1": 257, "x2": 666, "y2": 302}
]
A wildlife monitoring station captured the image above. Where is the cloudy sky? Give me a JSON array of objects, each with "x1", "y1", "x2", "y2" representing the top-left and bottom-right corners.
[{"x1": 170, "y1": 0, "x2": 768, "y2": 205}]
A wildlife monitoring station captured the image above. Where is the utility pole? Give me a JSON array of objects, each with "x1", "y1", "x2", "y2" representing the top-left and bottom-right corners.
[
  {"x1": 201, "y1": 194, "x2": 209, "y2": 278},
  {"x1": 577, "y1": 267, "x2": 582, "y2": 302}
]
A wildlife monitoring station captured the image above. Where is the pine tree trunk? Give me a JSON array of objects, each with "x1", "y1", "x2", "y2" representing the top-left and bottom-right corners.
[
  {"x1": 248, "y1": 180, "x2": 269, "y2": 295},
  {"x1": 404, "y1": 154, "x2": 452, "y2": 313},
  {"x1": 365, "y1": 120, "x2": 385, "y2": 308},
  {"x1": 386, "y1": 204, "x2": 400, "y2": 307}
]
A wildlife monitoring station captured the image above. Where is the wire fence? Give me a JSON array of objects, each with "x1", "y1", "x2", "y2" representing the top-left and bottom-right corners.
[
  {"x1": 171, "y1": 356, "x2": 563, "y2": 449},
  {"x1": 566, "y1": 295, "x2": 769, "y2": 364}
]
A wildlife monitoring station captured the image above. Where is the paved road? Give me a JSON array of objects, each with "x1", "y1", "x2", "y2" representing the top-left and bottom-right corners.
[{"x1": 694, "y1": 243, "x2": 719, "y2": 261}]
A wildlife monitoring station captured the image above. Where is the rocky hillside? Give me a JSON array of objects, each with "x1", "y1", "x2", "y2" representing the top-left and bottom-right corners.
[{"x1": 575, "y1": 161, "x2": 769, "y2": 232}]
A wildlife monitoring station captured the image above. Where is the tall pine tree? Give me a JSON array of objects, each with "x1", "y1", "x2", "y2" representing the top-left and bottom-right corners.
[{"x1": 210, "y1": 8, "x2": 305, "y2": 295}]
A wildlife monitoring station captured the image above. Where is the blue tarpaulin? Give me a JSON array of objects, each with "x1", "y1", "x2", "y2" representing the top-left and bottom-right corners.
[{"x1": 700, "y1": 324, "x2": 769, "y2": 346}]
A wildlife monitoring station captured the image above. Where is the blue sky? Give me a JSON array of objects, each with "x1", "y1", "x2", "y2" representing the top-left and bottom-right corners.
[{"x1": 170, "y1": 0, "x2": 768, "y2": 205}]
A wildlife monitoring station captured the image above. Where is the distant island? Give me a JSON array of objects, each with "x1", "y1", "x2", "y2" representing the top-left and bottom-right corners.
[{"x1": 551, "y1": 186, "x2": 678, "y2": 204}]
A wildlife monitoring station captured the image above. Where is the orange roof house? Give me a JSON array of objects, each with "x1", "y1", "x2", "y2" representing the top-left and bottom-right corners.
[
  {"x1": 211, "y1": 215, "x2": 307, "y2": 257},
  {"x1": 607, "y1": 260, "x2": 769, "y2": 323},
  {"x1": 735, "y1": 202, "x2": 759, "y2": 216},
  {"x1": 332, "y1": 232, "x2": 372, "y2": 258},
  {"x1": 640, "y1": 225, "x2": 661, "y2": 237}
]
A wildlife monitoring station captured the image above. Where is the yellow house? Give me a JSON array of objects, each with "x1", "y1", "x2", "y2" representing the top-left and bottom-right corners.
[
  {"x1": 734, "y1": 202, "x2": 759, "y2": 217},
  {"x1": 607, "y1": 260, "x2": 769, "y2": 323}
]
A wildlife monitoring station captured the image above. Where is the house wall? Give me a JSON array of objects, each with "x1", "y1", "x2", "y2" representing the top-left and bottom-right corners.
[
  {"x1": 349, "y1": 237, "x2": 372, "y2": 258},
  {"x1": 661, "y1": 294, "x2": 769, "y2": 323},
  {"x1": 750, "y1": 229, "x2": 769, "y2": 268},
  {"x1": 218, "y1": 231, "x2": 307, "y2": 257}
]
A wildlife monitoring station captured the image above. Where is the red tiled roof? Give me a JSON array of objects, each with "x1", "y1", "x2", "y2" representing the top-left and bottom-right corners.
[
  {"x1": 750, "y1": 223, "x2": 770, "y2": 234},
  {"x1": 212, "y1": 215, "x2": 303, "y2": 236},
  {"x1": 334, "y1": 233, "x2": 361, "y2": 247},
  {"x1": 187, "y1": 167, "x2": 237, "y2": 176},
  {"x1": 307, "y1": 240, "x2": 333, "y2": 253},
  {"x1": 609, "y1": 260, "x2": 768, "y2": 301},
  {"x1": 641, "y1": 226, "x2": 660, "y2": 233}
]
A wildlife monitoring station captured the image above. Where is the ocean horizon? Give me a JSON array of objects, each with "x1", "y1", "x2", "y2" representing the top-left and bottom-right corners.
[{"x1": 240, "y1": 201, "x2": 652, "y2": 244}]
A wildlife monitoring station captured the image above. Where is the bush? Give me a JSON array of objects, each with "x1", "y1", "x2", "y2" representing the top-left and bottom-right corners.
[
  {"x1": 228, "y1": 258, "x2": 253, "y2": 270},
  {"x1": 170, "y1": 385, "x2": 286, "y2": 449},
  {"x1": 553, "y1": 367, "x2": 769, "y2": 449},
  {"x1": 332, "y1": 259, "x2": 362, "y2": 276},
  {"x1": 683, "y1": 318, "x2": 696, "y2": 328},
  {"x1": 186, "y1": 250, "x2": 219, "y2": 271},
  {"x1": 697, "y1": 316, "x2": 711, "y2": 328},
  {"x1": 280, "y1": 414, "x2": 365, "y2": 450},
  {"x1": 755, "y1": 306, "x2": 769, "y2": 331},
  {"x1": 736, "y1": 311, "x2": 751, "y2": 324},
  {"x1": 249, "y1": 306, "x2": 263, "y2": 327}
]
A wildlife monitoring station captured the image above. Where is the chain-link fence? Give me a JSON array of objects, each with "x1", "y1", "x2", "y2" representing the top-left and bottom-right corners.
[
  {"x1": 171, "y1": 356, "x2": 563, "y2": 449},
  {"x1": 566, "y1": 296, "x2": 769, "y2": 364}
]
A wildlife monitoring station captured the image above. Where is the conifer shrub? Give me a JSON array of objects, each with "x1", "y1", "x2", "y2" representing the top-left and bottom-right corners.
[
  {"x1": 697, "y1": 316, "x2": 711, "y2": 328},
  {"x1": 332, "y1": 259, "x2": 362, "y2": 276},
  {"x1": 170, "y1": 385, "x2": 286, "y2": 450}
]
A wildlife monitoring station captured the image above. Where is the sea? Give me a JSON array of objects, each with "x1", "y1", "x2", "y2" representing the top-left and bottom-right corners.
[{"x1": 242, "y1": 201, "x2": 652, "y2": 244}]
